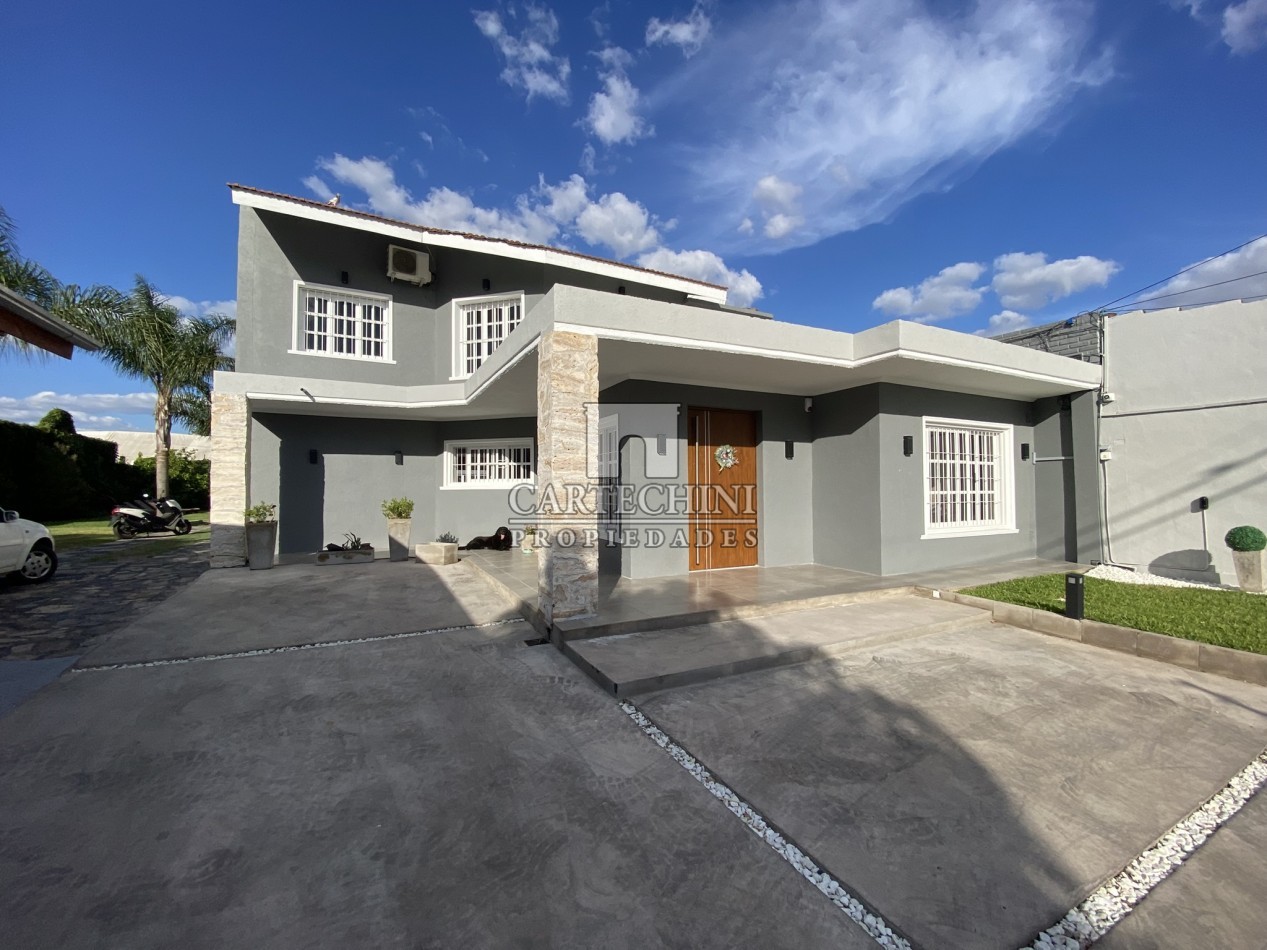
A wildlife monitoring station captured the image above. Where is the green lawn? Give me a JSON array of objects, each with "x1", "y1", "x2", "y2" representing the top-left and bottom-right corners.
[
  {"x1": 961, "y1": 573, "x2": 1267, "y2": 655},
  {"x1": 46, "y1": 518, "x2": 209, "y2": 553}
]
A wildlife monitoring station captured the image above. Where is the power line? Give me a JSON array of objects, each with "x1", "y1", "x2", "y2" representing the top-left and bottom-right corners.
[
  {"x1": 1112, "y1": 269, "x2": 1267, "y2": 310},
  {"x1": 1099, "y1": 231, "x2": 1267, "y2": 310}
]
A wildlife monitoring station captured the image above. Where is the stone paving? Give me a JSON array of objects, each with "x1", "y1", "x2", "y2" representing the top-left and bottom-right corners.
[{"x1": 0, "y1": 533, "x2": 210, "y2": 660}]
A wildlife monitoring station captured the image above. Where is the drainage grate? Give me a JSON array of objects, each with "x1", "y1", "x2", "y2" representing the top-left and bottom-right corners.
[{"x1": 523, "y1": 637, "x2": 550, "y2": 647}]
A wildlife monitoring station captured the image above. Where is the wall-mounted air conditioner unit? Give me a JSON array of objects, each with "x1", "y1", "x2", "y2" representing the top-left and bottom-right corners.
[{"x1": 387, "y1": 245, "x2": 432, "y2": 285}]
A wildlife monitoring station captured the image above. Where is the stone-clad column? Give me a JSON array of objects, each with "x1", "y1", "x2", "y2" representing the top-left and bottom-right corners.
[
  {"x1": 209, "y1": 391, "x2": 249, "y2": 568},
  {"x1": 537, "y1": 330, "x2": 599, "y2": 622}
]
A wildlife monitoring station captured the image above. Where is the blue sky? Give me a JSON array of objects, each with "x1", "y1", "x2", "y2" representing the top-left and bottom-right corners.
[{"x1": 2, "y1": 0, "x2": 1265, "y2": 431}]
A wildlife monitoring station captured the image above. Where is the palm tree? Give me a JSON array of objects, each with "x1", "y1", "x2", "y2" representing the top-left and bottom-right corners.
[{"x1": 65, "y1": 276, "x2": 235, "y2": 497}]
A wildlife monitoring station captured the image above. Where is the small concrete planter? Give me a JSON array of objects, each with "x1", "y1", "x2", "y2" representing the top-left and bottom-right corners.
[
  {"x1": 244, "y1": 522, "x2": 277, "y2": 571},
  {"x1": 386, "y1": 518, "x2": 412, "y2": 562},
  {"x1": 315, "y1": 547, "x2": 375, "y2": 565},
  {"x1": 1231, "y1": 550, "x2": 1265, "y2": 593},
  {"x1": 416, "y1": 542, "x2": 458, "y2": 565}
]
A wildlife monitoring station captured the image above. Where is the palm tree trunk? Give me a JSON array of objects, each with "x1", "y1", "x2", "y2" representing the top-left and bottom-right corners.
[{"x1": 154, "y1": 390, "x2": 173, "y2": 498}]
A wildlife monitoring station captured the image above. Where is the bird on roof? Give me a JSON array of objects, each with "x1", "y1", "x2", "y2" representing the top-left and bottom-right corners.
[{"x1": 326, "y1": 194, "x2": 341, "y2": 207}]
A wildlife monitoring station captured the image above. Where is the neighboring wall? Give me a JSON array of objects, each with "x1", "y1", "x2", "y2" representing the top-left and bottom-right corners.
[
  {"x1": 249, "y1": 412, "x2": 533, "y2": 558},
  {"x1": 1098, "y1": 301, "x2": 1267, "y2": 583},
  {"x1": 1001, "y1": 300, "x2": 1267, "y2": 583}
]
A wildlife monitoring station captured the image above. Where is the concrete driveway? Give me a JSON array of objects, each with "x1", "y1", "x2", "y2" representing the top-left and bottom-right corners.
[
  {"x1": 635, "y1": 618, "x2": 1267, "y2": 949},
  {"x1": 0, "y1": 562, "x2": 872, "y2": 950},
  {"x1": 3, "y1": 561, "x2": 1266, "y2": 948}
]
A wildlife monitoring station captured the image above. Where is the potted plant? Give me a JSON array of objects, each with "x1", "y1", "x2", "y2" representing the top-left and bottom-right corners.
[
  {"x1": 521, "y1": 525, "x2": 537, "y2": 554},
  {"x1": 381, "y1": 497, "x2": 415, "y2": 562},
  {"x1": 243, "y1": 502, "x2": 277, "y2": 570},
  {"x1": 417, "y1": 531, "x2": 459, "y2": 566},
  {"x1": 316, "y1": 532, "x2": 375, "y2": 565},
  {"x1": 1225, "y1": 525, "x2": 1266, "y2": 593}
]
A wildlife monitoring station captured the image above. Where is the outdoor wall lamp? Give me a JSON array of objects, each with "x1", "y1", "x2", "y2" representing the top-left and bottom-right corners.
[
  {"x1": 308, "y1": 449, "x2": 319, "y2": 465},
  {"x1": 785, "y1": 440, "x2": 794, "y2": 460},
  {"x1": 482, "y1": 278, "x2": 491, "y2": 292},
  {"x1": 394, "y1": 451, "x2": 404, "y2": 465},
  {"x1": 1021, "y1": 443, "x2": 1031, "y2": 461},
  {"x1": 903, "y1": 435, "x2": 913, "y2": 456},
  {"x1": 656, "y1": 434, "x2": 667, "y2": 455}
]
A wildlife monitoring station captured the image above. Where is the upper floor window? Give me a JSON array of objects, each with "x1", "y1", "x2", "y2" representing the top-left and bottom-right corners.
[
  {"x1": 922, "y1": 418, "x2": 1016, "y2": 539},
  {"x1": 292, "y1": 282, "x2": 393, "y2": 363},
  {"x1": 452, "y1": 292, "x2": 524, "y2": 379}
]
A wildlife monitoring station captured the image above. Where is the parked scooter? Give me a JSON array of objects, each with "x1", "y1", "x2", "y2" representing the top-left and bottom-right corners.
[{"x1": 110, "y1": 495, "x2": 192, "y2": 538}]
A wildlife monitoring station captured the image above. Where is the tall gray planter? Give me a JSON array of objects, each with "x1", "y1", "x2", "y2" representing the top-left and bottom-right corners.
[
  {"x1": 245, "y1": 522, "x2": 277, "y2": 570},
  {"x1": 1232, "y1": 550, "x2": 1265, "y2": 593},
  {"x1": 386, "y1": 518, "x2": 412, "y2": 561}
]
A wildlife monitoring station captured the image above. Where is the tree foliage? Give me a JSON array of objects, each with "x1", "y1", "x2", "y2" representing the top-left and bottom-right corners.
[{"x1": 36, "y1": 408, "x2": 77, "y2": 435}]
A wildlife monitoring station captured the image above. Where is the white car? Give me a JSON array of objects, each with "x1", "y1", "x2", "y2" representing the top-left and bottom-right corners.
[{"x1": 0, "y1": 508, "x2": 58, "y2": 584}]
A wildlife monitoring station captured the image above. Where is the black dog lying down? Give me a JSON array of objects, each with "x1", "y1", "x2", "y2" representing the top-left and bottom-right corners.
[{"x1": 459, "y1": 526, "x2": 513, "y2": 551}]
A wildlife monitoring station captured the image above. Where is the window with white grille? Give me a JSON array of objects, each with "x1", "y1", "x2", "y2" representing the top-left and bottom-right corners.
[
  {"x1": 443, "y1": 439, "x2": 535, "y2": 489},
  {"x1": 922, "y1": 418, "x2": 1016, "y2": 538},
  {"x1": 452, "y1": 293, "x2": 525, "y2": 378},
  {"x1": 293, "y1": 283, "x2": 392, "y2": 362}
]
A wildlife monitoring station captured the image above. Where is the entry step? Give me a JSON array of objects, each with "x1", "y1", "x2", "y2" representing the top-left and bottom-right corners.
[{"x1": 566, "y1": 597, "x2": 988, "y2": 697}]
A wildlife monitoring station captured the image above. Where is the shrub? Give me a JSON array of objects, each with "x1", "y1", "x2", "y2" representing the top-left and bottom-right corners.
[
  {"x1": 37, "y1": 408, "x2": 77, "y2": 435},
  {"x1": 1225, "y1": 526, "x2": 1267, "y2": 552},
  {"x1": 381, "y1": 497, "x2": 415, "y2": 519},
  {"x1": 436, "y1": 531, "x2": 458, "y2": 543},
  {"x1": 244, "y1": 502, "x2": 277, "y2": 524},
  {"x1": 132, "y1": 449, "x2": 210, "y2": 509}
]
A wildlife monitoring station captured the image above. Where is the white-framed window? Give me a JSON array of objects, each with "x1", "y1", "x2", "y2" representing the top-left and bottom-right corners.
[
  {"x1": 443, "y1": 439, "x2": 535, "y2": 489},
  {"x1": 921, "y1": 417, "x2": 1016, "y2": 539},
  {"x1": 451, "y1": 292, "x2": 525, "y2": 379},
  {"x1": 291, "y1": 282, "x2": 393, "y2": 363}
]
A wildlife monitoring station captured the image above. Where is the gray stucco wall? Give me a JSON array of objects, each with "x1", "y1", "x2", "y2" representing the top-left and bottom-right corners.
[
  {"x1": 248, "y1": 412, "x2": 534, "y2": 557},
  {"x1": 810, "y1": 386, "x2": 882, "y2": 574},
  {"x1": 875, "y1": 385, "x2": 1038, "y2": 575},
  {"x1": 810, "y1": 383, "x2": 1074, "y2": 576},
  {"x1": 599, "y1": 380, "x2": 815, "y2": 579},
  {"x1": 1097, "y1": 300, "x2": 1267, "y2": 582},
  {"x1": 234, "y1": 207, "x2": 695, "y2": 387}
]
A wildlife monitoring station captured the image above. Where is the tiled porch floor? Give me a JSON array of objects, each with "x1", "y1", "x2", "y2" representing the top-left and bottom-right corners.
[{"x1": 461, "y1": 549, "x2": 1084, "y2": 636}]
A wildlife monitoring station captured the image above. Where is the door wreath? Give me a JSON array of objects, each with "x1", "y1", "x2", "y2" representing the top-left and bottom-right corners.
[{"x1": 714, "y1": 444, "x2": 739, "y2": 471}]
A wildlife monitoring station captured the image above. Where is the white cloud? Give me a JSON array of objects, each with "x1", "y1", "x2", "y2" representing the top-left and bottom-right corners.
[
  {"x1": 585, "y1": 48, "x2": 652, "y2": 145},
  {"x1": 737, "y1": 217, "x2": 754, "y2": 235},
  {"x1": 646, "y1": 4, "x2": 713, "y2": 56},
  {"x1": 1222, "y1": 0, "x2": 1267, "y2": 52},
  {"x1": 163, "y1": 295, "x2": 237, "y2": 320},
  {"x1": 751, "y1": 175, "x2": 805, "y2": 238},
  {"x1": 672, "y1": 0, "x2": 1106, "y2": 252},
  {"x1": 981, "y1": 310, "x2": 1032, "y2": 335},
  {"x1": 304, "y1": 157, "x2": 759, "y2": 303},
  {"x1": 473, "y1": 5, "x2": 571, "y2": 103},
  {"x1": 576, "y1": 192, "x2": 661, "y2": 256},
  {"x1": 872, "y1": 262, "x2": 986, "y2": 321},
  {"x1": 1137, "y1": 236, "x2": 1267, "y2": 309},
  {"x1": 991, "y1": 251, "x2": 1119, "y2": 309},
  {"x1": 0, "y1": 391, "x2": 156, "y2": 428},
  {"x1": 302, "y1": 175, "x2": 334, "y2": 202},
  {"x1": 636, "y1": 248, "x2": 763, "y2": 307}
]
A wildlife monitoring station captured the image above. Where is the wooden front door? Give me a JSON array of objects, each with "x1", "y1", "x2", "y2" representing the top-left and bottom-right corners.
[{"x1": 688, "y1": 407, "x2": 759, "y2": 570}]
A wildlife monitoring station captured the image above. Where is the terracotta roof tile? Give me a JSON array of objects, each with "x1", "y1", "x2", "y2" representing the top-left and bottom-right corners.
[{"x1": 227, "y1": 184, "x2": 727, "y2": 292}]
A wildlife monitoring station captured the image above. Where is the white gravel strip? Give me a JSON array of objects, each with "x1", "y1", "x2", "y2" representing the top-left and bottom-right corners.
[
  {"x1": 1025, "y1": 748, "x2": 1267, "y2": 949},
  {"x1": 71, "y1": 618, "x2": 526, "y2": 672},
  {"x1": 619, "y1": 701, "x2": 911, "y2": 950},
  {"x1": 1087, "y1": 563, "x2": 1262, "y2": 594}
]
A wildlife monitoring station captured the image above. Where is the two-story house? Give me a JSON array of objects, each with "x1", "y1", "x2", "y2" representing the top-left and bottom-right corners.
[{"x1": 211, "y1": 185, "x2": 1104, "y2": 622}]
